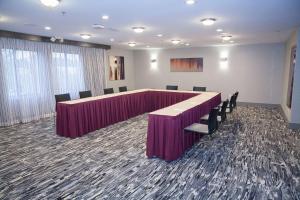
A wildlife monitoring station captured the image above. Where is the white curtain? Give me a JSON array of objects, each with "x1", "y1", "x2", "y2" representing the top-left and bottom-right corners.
[{"x1": 0, "y1": 37, "x2": 106, "y2": 126}]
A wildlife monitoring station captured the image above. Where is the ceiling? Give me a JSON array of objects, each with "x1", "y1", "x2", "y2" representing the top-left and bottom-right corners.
[{"x1": 0, "y1": 0, "x2": 300, "y2": 49}]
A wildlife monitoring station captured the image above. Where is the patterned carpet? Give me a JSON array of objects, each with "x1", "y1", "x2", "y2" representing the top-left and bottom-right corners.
[{"x1": 0, "y1": 106, "x2": 300, "y2": 200}]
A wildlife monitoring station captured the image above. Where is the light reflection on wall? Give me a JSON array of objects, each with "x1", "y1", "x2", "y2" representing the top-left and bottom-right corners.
[
  {"x1": 220, "y1": 50, "x2": 229, "y2": 70},
  {"x1": 148, "y1": 49, "x2": 161, "y2": 71}
]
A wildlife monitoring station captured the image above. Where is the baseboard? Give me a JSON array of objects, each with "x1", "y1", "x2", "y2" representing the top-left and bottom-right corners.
[
  {"x1": 289, "y1": 123, "x2": 300, "y2": 129},
  {"x1": 237, "y1": 102, "x2": 280, "y2": 108}
]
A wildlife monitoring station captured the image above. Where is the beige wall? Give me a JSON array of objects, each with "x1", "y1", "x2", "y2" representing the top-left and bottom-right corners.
[
  {"x1": 105, "y1": 47, "x2": 135, "y2": 92},
  {"x1": 133, "y1": 43, "x2": 285, "y2": 104}
]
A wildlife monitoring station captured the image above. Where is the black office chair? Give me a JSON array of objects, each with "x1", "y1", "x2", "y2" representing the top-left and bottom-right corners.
[
  {"x1": 119, "y1": 86, "x2": 127, "y2": 92},
  {"x1": 193, "y1": 86, "x2": 206, "y2": 92},
  {"x1": 79, "y1": 90, "x2": 92, "y2": 99},
  {"x1": 166, "y1": 85, "x2": 178, "y2": 90},
  {"x1": 55, "y1": 93, "x2": 71, "y2": 103},
  {"x1": 201, "y1": 99, "x2": 229, "y2": 124},
  {"x1": 104, "y1": 88, "x2": 114, "y2": 94},
  {"x1": 184, "y1": 108, "x2": 219, "y2": 136},
  {"x1": 226, "y1": 94, "x2": 236, "y2": 113},
  {"x1": 54, "y1": 93, "x2": 71, "y2": 111},
  {"x1": 233, "y1": 91, "x2": 239, "y2": 108},
  {"x1": 219, "y1": 99, "x2": 229, "y2": 122}
]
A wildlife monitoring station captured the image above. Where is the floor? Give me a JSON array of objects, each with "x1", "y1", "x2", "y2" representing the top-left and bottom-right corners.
[{"x1": 0, "y1": 106, "x2": 300, "y2": 200}]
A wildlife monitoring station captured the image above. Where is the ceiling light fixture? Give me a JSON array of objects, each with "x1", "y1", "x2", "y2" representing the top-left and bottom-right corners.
[
  {"x1": 80, "y1": 34, "x2": 91, "y2": 39},
  {"x1": 221, "y1": 35, "x2": 232, "y2": 41},
  {"x1": 185, "y1": 43, "x2": 190, "y2": 46},
  {"x1": 44, "y1": 26, "x2": 51, "y2": 30},
  {"x1": 102, "y1": 15, "x2": 109, "y2": 20},
  {"x1": 185, "y1": 0, "x2": 196, "y2": 5},
  {"x1": 157, "y1": 34, "x2": 163, "y2": 37},
  {"x1": 201, "y1": 18, "x2": 216, "y2": 26},
  {"x1": 132, "y1": 27, "x2": 145, "y2": 33},
  {"x1": 216, "y1": 28, "x2": 223, "y2": 32},
  {"x1": 230, "y1": 40, "x2": 234, "y2": 43},
  {"x1": 128, "y1": 42, "x2": 136, "y2": 47},
  {"x1": 92, "y1": 24, "x2": 105, "y2": 29},
  {"x1": 146, "y1": 45, "x2": 150, "y2": 48},
  {"x1": 40, "y1": 0, "x2": 60, "y2": 7},
  {"x1": 171, "y1": 39, "x2": 181, "y2": 45},
  {"x1": 110, "y1": 38, "x2": 115, "y2": 42}
]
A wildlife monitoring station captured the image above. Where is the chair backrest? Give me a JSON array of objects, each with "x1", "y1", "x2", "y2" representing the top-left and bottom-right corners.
[
  {"x1": 166, "y1": 85, "x2": 178, "y2": 90},
  {"x1": 193, "y1": 86, "x2": 206, "y2": 92},
  {"x1": 119, "y1": 86, "x2": 127, "y2": 92},
  {"x1": 208, "y1": 108, "x2": 219, "y2": 134},
  {"x1": 233, "y1": 91, "x2": 239, "y2": 108},
  {"x1": 55, "y1": 93, "x2": 71, "y2": 103},
  {"x1": 229, "y1": 94, "x2": 235, "y2": 112},
  {"x1": 220, "y1": 99, "x2": 229, "y2": 122},
  {"x1": 104, "y1": 88, "x2": 114, "y2": 95},
  {"x1": 79, "y1": 90, "x2": 92, "y2": 99}
]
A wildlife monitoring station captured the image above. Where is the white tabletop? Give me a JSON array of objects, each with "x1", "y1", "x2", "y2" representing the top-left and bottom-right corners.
[
  {"x1": 59, "y1": 89, "x2": 219, "y2": 117},
  {"x1": 60, "y1": 89, "x2": 200, "y2": 105}
]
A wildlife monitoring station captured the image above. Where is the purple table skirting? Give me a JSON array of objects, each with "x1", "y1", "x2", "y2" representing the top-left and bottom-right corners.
[
  {"x1": 56, "y1": 90, "x2": 221, "y2": 161},
  {"x1": 146, "y1": 94, "x2": 221, "y2": 161},
  {"x1": 56, "y1": 91, "x2": 197, "y2": 138}
]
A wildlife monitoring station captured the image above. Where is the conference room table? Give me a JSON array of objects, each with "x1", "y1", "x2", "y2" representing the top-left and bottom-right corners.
[{"x1": 56, "y1": 89, "x2": 221, "y2": 161}]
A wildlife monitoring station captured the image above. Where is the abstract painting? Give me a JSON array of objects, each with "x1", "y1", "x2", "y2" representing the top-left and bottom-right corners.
[
  {"x1": 286, "y1": 45, "x2": 297, "y2": 108},
  {"x1": 170, "y1": 57, "x2": 203, "y2": 72},
  {"x1": 109, "y1": 56, "x2": 125, "y2": 80}
]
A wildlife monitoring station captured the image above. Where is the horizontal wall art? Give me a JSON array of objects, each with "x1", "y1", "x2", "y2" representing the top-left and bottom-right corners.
[
  {"x1": 109, "y1": 55, "x2": 125, "y2": 80},
  {"x1": 170, "y1": 57, "x2": 203, "y2": 72}
]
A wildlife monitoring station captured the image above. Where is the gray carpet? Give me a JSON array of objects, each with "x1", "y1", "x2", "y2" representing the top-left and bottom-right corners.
[{"x1": 0, "y1": 106, "x2": 300, "y2": 200}]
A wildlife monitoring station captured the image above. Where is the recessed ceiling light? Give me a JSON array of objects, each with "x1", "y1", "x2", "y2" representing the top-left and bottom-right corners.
[
  {"x1": 146, "y1": 45, "x2": 150, "y2": 48},
  {"x1": 216, "y1": 29, "x2": 223, "y2": 32},
  {"x1": 80, "y1": 34, "x2": 91, "y2": 39},
  {"x1": 201, "y1": 18, "x2": 216, "y2": 26},
  {"x1": 44, "y1": 26, "x2": 51, "y2": 30},
  {"x1": 132, "y1": 27, "x2": 145, "y2": 33},
  {"x1": 157, "y1": 34, "x2": 163, "y2": 37},
  {"x1": 185, "y1": 0, "x2": 196, "y2": 5},
  {"x1": 128, "y1": 42, "x2": 136, "y2": 47},
  {"x1": 171, "y1": 39, "x2": 181, "y2": 45},
  {"x1": 110, "y1": 38, "x2": 115, "y2": 42},
  {"x1": 102, "y1": 15, "x2": 109, "y2": 20},
  {"x1": 92, "y1": 24, "x2": 105, "y2": 29},
  {"x1": 185, "y1": 43, "x2": 190, "y2": 46},
  {"x1": 230, "y1": 40, "x2": 234, "y2": 43},
  {"x1": 40, "y1": 0, "x2": 60, "y2": 7},
  {"x1": 221, "y1": 35, "x2": 232, "y2": 41}
]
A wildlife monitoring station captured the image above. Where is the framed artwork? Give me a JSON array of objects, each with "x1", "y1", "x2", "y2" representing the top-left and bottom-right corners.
[
  {"x1": 109, "y1": 56, "x2": 125, "y2": 80},
  {"x1": 170, "y1": 57, "x2": 203, "y2": 72},
  {"x1": 286, "y1": 45, "x2": 297, "y2": 108}
]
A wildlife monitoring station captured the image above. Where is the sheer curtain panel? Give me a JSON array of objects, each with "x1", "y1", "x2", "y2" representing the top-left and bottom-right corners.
[{"x1": 0, "y1": 37, "x2": 106, "y2": 126}]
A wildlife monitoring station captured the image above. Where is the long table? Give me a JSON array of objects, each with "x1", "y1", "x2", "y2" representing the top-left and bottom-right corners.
[{"x1": 56, "y1": 89, "x2": 221, "y2": 161}]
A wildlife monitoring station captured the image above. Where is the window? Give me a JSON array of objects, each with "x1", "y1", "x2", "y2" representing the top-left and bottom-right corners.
[
  {"x1": 52, "y1": 52, "x2": 85, "y2": 98},
  {"x1": 1, "y1": 49, "x2": 42, "y2": 98}
]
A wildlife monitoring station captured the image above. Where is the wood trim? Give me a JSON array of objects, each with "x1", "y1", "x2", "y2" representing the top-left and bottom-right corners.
[{"x1": 0, "y1": 30, "x2": 111, "y2": 50}]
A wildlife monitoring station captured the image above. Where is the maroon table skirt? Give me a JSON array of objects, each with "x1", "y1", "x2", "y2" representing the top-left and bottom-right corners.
[
  {"x1": 56, "y1": 90, "x2": 221, "y2": 161},
  {"x1": 56, "y1": 91, "x2": 197, "y2": 138},
  {"x1": 146, "y1": 94, "x2": 221, "y2": 161}
]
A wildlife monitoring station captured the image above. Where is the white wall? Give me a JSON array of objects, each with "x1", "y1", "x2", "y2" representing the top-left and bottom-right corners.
[
  {"x1": 106, "y1": 47, "x2": 135, "y2": 92},
  {"x1": 133, "y1": 43, "x2": 285, "y2": 104}
]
